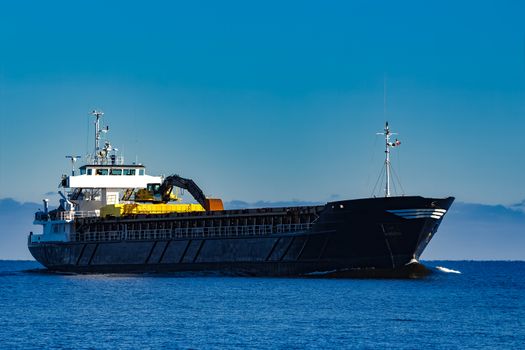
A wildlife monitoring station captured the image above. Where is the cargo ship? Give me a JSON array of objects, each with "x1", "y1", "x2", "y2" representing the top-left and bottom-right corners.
[{"x1": 28, "y1": 111, "x2": 454, "y2": 276}]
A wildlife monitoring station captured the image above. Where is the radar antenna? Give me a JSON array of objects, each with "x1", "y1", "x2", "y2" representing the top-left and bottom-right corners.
[{"x1": 65, "y1": 155, "x2": 81, "y2": 175}]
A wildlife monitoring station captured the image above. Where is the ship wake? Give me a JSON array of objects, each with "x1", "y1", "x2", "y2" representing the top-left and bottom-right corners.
[{"x1": 435, "y1": 266, "x2": 461, "y2": 274}]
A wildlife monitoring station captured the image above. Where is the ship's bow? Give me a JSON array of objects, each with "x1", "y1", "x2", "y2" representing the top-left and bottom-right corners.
[{"x1": 317, "y1": 196, "x2": 455, "y2": 270}]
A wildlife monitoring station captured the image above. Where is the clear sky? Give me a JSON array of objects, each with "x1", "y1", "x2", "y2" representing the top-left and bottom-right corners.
[{"x1": 1, "y1": 0, "x2": 524, "y2": 205}]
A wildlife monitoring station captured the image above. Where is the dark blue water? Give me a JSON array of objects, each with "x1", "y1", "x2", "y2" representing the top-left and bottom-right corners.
[{"x1": 1, "y1": 261, "x2": 523, "y2": 349}]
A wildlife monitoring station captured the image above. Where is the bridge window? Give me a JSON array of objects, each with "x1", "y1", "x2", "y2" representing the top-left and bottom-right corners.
[
  {"x1": 123, "y1": 169, "x2": 136, "y2": 176},
  {"x1": 139, "y1": 169, "x2": 144, "y2": 176},
  {"x1": 87, "y1": 169, "x2": 92, "y2": 175},
  {"x1": 110, "y1": 169, "x2": 122, "y2": 175},
  {"x1": 96, "y1": 169, "x2": 109, "y2": 175},
  {"x1": 80, "y1": 168, "x2": 86, "y2": 175}
]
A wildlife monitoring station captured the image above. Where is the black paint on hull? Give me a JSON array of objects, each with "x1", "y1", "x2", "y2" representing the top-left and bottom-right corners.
[{"x1": 28, "y1": 196, "x2": 454, "y2": 277}]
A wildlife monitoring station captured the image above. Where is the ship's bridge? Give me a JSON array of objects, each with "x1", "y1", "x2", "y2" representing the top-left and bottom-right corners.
[{"x1": 67, "y1": 164, "x2": 162, "y2": 189}]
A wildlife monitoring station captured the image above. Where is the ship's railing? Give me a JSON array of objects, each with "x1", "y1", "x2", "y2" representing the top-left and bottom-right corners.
[
  {"x1": 54, "y1": 210, "x2": 100, "y2": 221},
  {"x1": 74, "y1": 210, "x2": 100, "y2": 218},
  {"x1": 70, "y1": 223, "x2": 313, "y2": 242}
]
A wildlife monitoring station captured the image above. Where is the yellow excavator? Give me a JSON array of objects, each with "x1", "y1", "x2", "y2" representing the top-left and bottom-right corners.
[
  {"x1": 134, "y1": 174, "x2": 224, "y2": 211},
  {"x1": 101, "y1": 174, "x2": 223, "y2": 218}
]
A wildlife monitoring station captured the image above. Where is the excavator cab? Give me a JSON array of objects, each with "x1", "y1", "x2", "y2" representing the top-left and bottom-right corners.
[
  {"x1": 147, "y1": 183, "x2": 161, "y2": 195},
  {"x1": 134, "y1": 184, "x2": 158, "y2": 202},
  {"x1": 134, "y1": 183, "x2": 178, "y2": 203}
]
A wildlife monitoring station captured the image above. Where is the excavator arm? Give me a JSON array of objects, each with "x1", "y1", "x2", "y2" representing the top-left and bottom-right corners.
[{"x1": 160, "y1": 174, "x2": 223, "y2": 211}]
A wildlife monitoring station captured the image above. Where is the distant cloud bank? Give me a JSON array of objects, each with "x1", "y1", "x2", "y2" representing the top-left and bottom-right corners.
[
  {"x1": 510, "y1": 199, "x2": 525, "y2": 213},
  {"x1": 0, "y1": 197, "x2": 523, "y2": 261},
  {"x1": 423, "y1": 201, "x2": 525, "y2": 260}
]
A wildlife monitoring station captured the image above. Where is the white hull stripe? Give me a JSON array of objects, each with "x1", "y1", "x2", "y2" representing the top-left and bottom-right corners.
[{"x1": 387, "y1": 209, "x2": 447, "y2": 219}]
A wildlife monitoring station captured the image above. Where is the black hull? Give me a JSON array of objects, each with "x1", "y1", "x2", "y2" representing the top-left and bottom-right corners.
[{"x1": 28, "y1": 196, "x2": 454, "y2": 277}]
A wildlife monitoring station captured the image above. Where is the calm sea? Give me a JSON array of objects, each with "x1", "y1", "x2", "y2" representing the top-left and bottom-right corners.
[{"x1": 0, "y1": 261, "x2": 523, "y2": 349}]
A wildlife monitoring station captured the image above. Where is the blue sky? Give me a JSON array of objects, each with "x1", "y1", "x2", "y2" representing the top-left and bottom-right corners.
[{"x1": 1, "y1": 0, "x2": 524, "y2": 205}]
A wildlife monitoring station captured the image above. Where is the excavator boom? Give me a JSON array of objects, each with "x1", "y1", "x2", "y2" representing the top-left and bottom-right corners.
[{"x1": 160, "y1": 174, "x2": 223, "y2": 211}]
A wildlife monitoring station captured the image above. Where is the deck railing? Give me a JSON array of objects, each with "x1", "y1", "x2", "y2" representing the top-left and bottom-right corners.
[
  {"x1": 70, "y1": 223, "x2": 313, "y2": 242},
  {"x1": 36, "y1": 210, "x2": 100, "y2": 222},
  {"x1": 55, "y1": 210, "x2": 100, "y2": 221}
]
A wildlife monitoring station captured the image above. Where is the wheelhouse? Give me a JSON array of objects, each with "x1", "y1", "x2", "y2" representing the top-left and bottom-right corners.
[{"x1": 79, "y1": 165, "x2": 146, "y2": 176}]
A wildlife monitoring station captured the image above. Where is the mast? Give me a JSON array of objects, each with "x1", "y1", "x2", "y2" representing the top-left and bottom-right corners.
[
  {"x1": 377, "y1": 121, "x2": 400, "y2": 197},
  {"x1": 385, "y1": 122, "x2": 391, "y2": 197},
  {"x1": 91, "y1": 110, "x2": 106, "y2": 164},
  {"x1": 92, "y1": 110, "x2": 104, "y2": 156}
]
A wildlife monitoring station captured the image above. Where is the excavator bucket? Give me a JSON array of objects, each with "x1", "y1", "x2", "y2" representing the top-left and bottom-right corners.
[{"x1": 205, "y1": 198, "x2": 224, "y2": 211}]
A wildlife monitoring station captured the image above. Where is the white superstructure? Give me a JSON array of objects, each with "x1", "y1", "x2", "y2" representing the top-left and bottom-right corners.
[
  {"x1": 69, "y1": 165, "x2": 159, "y2": 189},
  {"x1": 30, "y1": 110, "x2": 162, "y2": 243}
]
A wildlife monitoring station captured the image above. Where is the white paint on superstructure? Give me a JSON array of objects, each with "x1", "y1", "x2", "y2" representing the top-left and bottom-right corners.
[
  {"x1": 68, "y1": 173, "x2": 161, "y2": 189},
  {"x1": 30, "y1": 110, "x2": 165, "y2": 244},
  {"x1": 31, "y1": 217, "x2": 74, "y2": 243}
]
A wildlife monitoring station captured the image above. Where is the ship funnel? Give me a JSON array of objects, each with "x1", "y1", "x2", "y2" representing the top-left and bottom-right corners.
[{"x1": 43, "y1": 199, "x2": 49, "y2": 214}]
